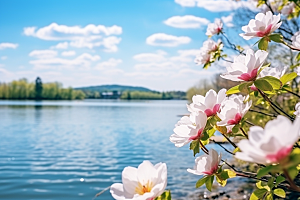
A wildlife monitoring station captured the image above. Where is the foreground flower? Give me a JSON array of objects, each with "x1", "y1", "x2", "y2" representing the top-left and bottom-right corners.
[
  {"x1": 187, "y1": 148, "x2": 221, "y2": 175},
  {"x1": 235, "y1": 116, "x2": 300, "y2": 164},
  {"x1": 188, "y1": 89, "x2": 227, "y2": 117},
  {"x1": 170, "y1": 111, "x2": 207, "y2": 147},
  {"x1": 221, "y1": 49, "x2": 268, "y2": 82},
  {"x1": 259, "y1": 65, "x2": 287, "y2": 79},
  {"x1": 292, "y1": 31, "x2": 300, "y2": 48},
  {"x1": 240, "y1": 11, "x2": 282, "y2": 40},
  {"x1": 217, "y1": 94, "x2": 252, "y2": 126},
  {"x1": 206, "y1": 19, "x2": 223, "y2": 36},
  {"x1": 295, "y1": 102, "x2": 300, "y2": 117},
  {"x1": 110, "y1": 161, "x2": 167, "y2": 200}
]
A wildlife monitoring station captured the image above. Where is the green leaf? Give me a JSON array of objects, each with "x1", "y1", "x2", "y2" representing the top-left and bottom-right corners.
[
  {"x1": 256, "y1": 181, "x2": 270, "y2": 191},
  {"x1": 265, "y1": 192, "x2": 273, "y2": 200},
  {"x1": 267, "y1": 177, "x2": 275, "y2": 189},
  {"x1": 288, "y1": 148, "x2": 300, "y2": 168},
  {"x1": 216, "y1": 175, "x2": 227, "y2": 187},
  {"x1": 196, "y1": 176, "x2": 208, "y2": 188},
  {"x1": 250, "y1": 189, "x2": 268, "y2": 200},
  {"x1": 258, "y1": 37, "x2": 269, "y2": 50},
  {"x1": 254, "y1": 79, "x2": 273, "y2": 92},
  {"x1": 269, "y1": 33, "x2": 283, "y2": 43},
  {"x1": 296, "y1": 52, "x2": 300, "y2": 62},
  {"x1": 205, "y1": 175, "x2": 214, "y2": 192},
  {"x1": 273, "y1": 188, "x2": 286, "y2": 198},
  {"x1": 280, "y1": 72, "x2": 298, "y2": 85},
  {"x1": 275, "y1": 176, "x2": 285, "y2": 187},
  {"x1": 232, "y1": 124, "x2": 240, "y2": 133},
  {"x1": 155, "y1": 190, "x2": 172, "y2": 200},
  {"x1": 226, "y1": 84, "x2": 240, "y2": 95},
  {"x1": 287, "y1": 166, "x2": 298, "y2": 180},
  {"x1": 190, "y1": 140, "x2": 200, "y2": 157},
  {"x1": 257, "y1": 165, "x2": 276, "y2": 178},
  {"x1": 238, "y1": 82, "x2": 252, "y2": 94},
  {"x1": 259, "y1": 76, "x2": 282, "y2": 90}
]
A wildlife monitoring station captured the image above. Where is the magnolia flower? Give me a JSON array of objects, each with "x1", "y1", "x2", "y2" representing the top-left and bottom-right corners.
[
  {"x1": 221, "y1": 49, "x2": 268, "y2": 82},
  {"x1": 292, "y1": 31, "x2": 300, "y2": 48},
  {"x1": 110, "y1": 161, "x2": 167, "y2": 200},
  {"x1": 170, "y1": 111, "x2": 207, "y2": 147},
  {"x1": 188, "y1": 89, "x2": 227, "y2": 117},
  {"x1": 217, "y1": 94, "x2": 252, "y2": 126},
  {"x1": 195, "y1": 40, "x2": 222, "y2": 65},
  {"x1": 295, "y1": 102, "x2": 300, "y2": 117},
  {"x1": 259, "y1": 65, "x2": 287, "y2": 79},
  {"x1": 281, "y1": 2, "x2": 295, "y2": 15},
  {"x1": 235, "y1": 116, "x2": 300, "y2": 164},
  {"x1": 206, "y1": 19, "x2": 223, "y2": 36},
  {"x1": 240, "y1": 11, "x2": 282, "y2": 40},
  {"x1": 187, "y1": 148, "x2": 221, "y2": 175}
]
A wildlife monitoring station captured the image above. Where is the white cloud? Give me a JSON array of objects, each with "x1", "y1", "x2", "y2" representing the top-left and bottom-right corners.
[
  {"x1": 175, "y1": 0, "x2": 256, "y2": 12},
  {"x1": 164, "y1": 15, "x2": 210, "y2": 28},
  {"x1": 52, "y1": 42, "x2": 69, "y2": 49},
  {"x1": 146, "y1": 33, "x2": 191, "y2": 47},
  {"x1": 24, "y1": 23, "x2": 122, "y2": 52},
  {"x1": 30, "y1": 53, "x2": 100, "y2": 70},
  {"x1": 29, "y1": 50, "x2": 58, "y2": 58},
  {"x1": 1, "y1": 56, "x2": 7, "y2": 60},
  {"x1": 61, "y1": 51, "x2": 76, "y2": 57},
  {"x1": 133, "y1": 50, "x2": 167, "y2": 62},
  {"x1": 95, "y1": 58, "x2": 123, "y2": 70},
  {"x1": 221, "y1": 13, "x2": 234, "y2": 27},
  {"x1": 170, "y1": 49, "x2": 199, "y2": 62},
  {"x1": 0, "y1": 43, "x2": 18, "y2": 50}
]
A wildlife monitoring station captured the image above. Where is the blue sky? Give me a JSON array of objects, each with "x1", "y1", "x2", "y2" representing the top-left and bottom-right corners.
[{"x1": 0, "y1": 0, "x2": 254, "y2": 91}]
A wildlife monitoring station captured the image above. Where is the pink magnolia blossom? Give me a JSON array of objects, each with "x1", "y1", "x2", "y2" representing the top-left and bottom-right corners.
[
  {"x1": 281, "y1": 2, "x2": 295, "y2": 15},
  {"x1": 235, "y1": 116, "x2": 300, "y2": 164},
  {"x1": 221, "y1": 49, "x2": 268, "y2": 82},
  {"x1": 217, "y1": 94, "x2": 252, "y2": 127},
  {"x1": 170, "y1": 111, "x2": 207, "y2": 147},
  {"x1": 240, "y1": 11, "x2": 282, "y2": 40},
  {"x1": 206, "y1": 19, "x2": 223, "y2": 36},
  {"x1": 110, "y1": 161, "x2": 167, "y2": 200},
  {"x1": 195, "y1": 39, "x2": 222, "y2": 65},
  {"x1": 187, "y1": 89, "x2": 227, "y2": 117},
  {"x1": 187, "y1": 149, "x2": 221, "y2": 176}
]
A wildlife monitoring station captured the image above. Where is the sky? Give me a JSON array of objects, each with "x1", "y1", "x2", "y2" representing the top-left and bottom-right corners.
[{"x1": 0, "y1": 0, "x2": 255, "y2": 91}]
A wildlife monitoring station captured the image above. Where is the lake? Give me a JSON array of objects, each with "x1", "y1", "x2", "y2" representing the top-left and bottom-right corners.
[{"x1": 0, "y1": 100, "x2": 236, "y2": 200}]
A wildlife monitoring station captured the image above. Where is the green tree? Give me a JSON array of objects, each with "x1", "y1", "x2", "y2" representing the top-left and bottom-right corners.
[{"x1": 35, "y1": 77, "x2": 43, "y2": 100}]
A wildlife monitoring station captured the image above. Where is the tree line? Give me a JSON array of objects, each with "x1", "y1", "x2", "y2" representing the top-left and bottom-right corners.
[{"x1": 0, "y1": 77, "x2": 85, "y2": 100}]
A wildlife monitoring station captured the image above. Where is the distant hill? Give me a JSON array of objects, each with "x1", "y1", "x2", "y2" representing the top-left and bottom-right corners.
[{"x1": 75, "y1": 84, "x2": 156, "y2": 93}]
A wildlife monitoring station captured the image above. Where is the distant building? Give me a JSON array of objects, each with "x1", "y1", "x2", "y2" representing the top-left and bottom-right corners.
[{"x1": 101, "y1": 91, "x2": 121, "y2": 99}]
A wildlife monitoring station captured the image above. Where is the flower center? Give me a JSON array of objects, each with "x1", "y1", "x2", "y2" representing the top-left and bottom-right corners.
[
  {"x1": 256, "y1": 24, "x2": 273, "y2": 37},
  {"x1": 238, "y1": 68, "x2": 258, "y2": 81},
  {"x1": 135, "y1": 181, "x2": 153, "y2": 195},
  {"x1": 266, "y1": 146, "x2": 293, "y2": 163},
  {"x1": 227, "y1": 113, "x2": 242, "y2": 125},
  {"x1": 203, "y1": 163, "x2": 219, "y2": 175},
  {"x1": 204, "y1": 104, "x2": 221, "y2": 117},
  {"x1": 189, "y1": 128, "x2": 204, "y2": 141}
]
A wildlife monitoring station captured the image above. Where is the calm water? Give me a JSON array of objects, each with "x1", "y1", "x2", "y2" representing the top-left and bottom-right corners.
[{"x1": 0, "y1": 100, "x2": 234, "y2": 200}]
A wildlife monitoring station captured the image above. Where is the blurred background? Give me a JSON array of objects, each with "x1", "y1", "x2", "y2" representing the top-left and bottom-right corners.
[{"x1": 0, "y1": 0, "x2": 273, "y2": 199}]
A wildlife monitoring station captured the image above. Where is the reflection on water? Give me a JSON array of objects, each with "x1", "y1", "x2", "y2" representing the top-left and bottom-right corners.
[{"x1": 0, "y1": 100, "x2": 233, "y2": 200}]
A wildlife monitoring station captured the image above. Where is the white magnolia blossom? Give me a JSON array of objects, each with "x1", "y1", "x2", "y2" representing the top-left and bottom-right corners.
[
  {"x1": 235, "y1": 116, "x2": 300, "y2": 164},
  {"x1": 110, "y1": 161, "x2": 167, "y2": 200},
  {"x1": 217, "y1": 94, "x2": 252, "y2": 127},
  {"x1": 295, "y1": 102, "x2": 300, "y2": 117},
  {"x1": 188, "y1": 89, "x2": 227, "y2": 117},
  {"x1": 259, "y1": 65, "x2": 287, "y2": 79},
  {"x1": 195, "y1": 39, "x2": 221, "y2": 65},
  {"x1": 187, "y1": 148, "x2": 221, "y2": 176},
  {"x1": 292, "y1": 31, "x2": 300, "y2": 48},
  {"x1": 170, "y1": 111, "x2": 207, "y2": 147},
  {"x1": 281, "y1": 2, "x2": 295, "y2": 15},
  {"x1": 240, "y1": 11, "x2": 282, "y2": 40},
  {"x1": 206, "y1": 19, "x2": 223, "y2": 36},
  {"x1": 221, "y1": 49, "x2": 268, "y2": 82}
]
